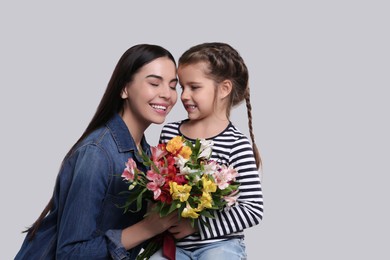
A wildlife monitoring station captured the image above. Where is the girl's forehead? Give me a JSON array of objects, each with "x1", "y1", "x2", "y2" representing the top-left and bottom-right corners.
[{"x1": 179, "y1": 61, "x2": 210, "y2": 75}]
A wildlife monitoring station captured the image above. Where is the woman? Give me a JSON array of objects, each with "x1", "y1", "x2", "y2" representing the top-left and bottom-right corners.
[{"x1": 15, "y1": 44, "x2": 179, "y2": 260}]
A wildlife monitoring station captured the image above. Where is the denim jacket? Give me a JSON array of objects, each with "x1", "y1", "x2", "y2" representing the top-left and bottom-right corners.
[{"x1": 15, "y1": 114, "x2": 150, "y2": 260}]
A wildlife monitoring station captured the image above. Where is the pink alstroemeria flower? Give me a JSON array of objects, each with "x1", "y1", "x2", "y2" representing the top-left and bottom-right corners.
[
  {"x1": 146, "y1": 170, "x2": 165, "y2": 200},
  {"x1": 213, "y1": 165, "x2": 238, "y2": 190},
  {"x1": 151, "y1": 145, "x2": 167, "y2": 164},
  {"x1": 122, "y1": 158, "x2": 137, "y2": 181},
  {"x1": 223, "y1": 189, "x2": 240, "y2": 210},
  {"x1": 203, "y1": 160, "x2": 218, "y2": 175}
]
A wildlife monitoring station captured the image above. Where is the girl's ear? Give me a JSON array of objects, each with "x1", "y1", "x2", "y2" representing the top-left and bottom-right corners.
[
  {"x1": 121, "y1": 86, "x2": 129, "y2": 99},
  {"x1": 218, "y1": 80, "x2": 233, "y2": 99}
]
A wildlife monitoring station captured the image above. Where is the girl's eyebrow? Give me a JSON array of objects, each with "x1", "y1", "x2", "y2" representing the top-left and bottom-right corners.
[{"x1": 184, "y1": 81, "x2": 201, "y2": 85}]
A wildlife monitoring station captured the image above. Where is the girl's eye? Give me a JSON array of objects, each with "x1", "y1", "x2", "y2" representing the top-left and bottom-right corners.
[{"x1": 150, "y1": 82, "x2": 159, "y2": 87}]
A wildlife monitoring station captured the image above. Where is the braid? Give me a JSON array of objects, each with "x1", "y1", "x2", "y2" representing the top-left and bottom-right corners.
[{"x1": 245, "y1": 88, "x2": 262, "y2": 169}]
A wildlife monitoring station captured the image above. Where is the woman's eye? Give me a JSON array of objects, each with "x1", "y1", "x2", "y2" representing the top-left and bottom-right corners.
[
  {"x1": 170, "y1": 82, "x2": 178, "y2": 90},
  {"x1": 150, "y1": 82, "x2": 159, "y2": 87}
]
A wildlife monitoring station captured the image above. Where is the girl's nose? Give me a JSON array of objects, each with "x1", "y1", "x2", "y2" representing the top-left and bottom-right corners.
[{"x1": 181, "y1": 88, "x2": 189, "y2": 101}]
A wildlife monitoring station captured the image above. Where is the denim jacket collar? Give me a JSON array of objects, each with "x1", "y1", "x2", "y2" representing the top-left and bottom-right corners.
[{"x1": 106, "y1": 113, "x2": 150, "y2": 155}]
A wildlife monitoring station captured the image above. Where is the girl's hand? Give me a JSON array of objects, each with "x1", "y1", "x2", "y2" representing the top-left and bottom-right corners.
[{"x1": 168, "y1": 218, "x2": 198, "y2": 239}]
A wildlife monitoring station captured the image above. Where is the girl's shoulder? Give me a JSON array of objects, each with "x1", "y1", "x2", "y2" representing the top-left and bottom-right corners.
[
  {"x1": 218, "y1": 122, "x2": 247, "y2": 140},
  {"x1": 162, "y1": 120, "x2": 182, "y2": 129},
  {"x1": 160, "y1": 120, "x2": 186, "y2": 142},
  {"x1": 161, "y1": 119, "x2": 188, "y2": 134},
  {"x1": 215, "y1": 123, "x2": 254, "y2": 150}
]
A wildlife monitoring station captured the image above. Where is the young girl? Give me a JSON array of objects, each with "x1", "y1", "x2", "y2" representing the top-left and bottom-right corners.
[
  {"x1": 154, "y1": 42, "x2": 264, "y2": 259},
  {"x1": 15, "y1": 44, "x2": 180, "y2": 260}
]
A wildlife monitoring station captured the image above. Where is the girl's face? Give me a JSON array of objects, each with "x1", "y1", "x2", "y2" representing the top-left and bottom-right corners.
[
  {"x1": 178, "y1": 62, "x2": 221, "y2": 122},
  {"x1": 122, "y1": 57, "x2": 178, "y2": 128}
]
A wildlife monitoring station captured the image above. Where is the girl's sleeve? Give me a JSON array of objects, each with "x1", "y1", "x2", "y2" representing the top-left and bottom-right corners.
[
  {"x1": 56, "y1": 144, "x2": 130, "y2": 260},
  {"x1": 197, "y1": 137, "x2": 264, "y2": 240}
]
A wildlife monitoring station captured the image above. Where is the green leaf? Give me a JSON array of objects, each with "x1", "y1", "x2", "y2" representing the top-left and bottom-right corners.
[
  {"x1": 136, "y1": 238, "x2": 162, "y2": 260},
  {"x1": 198, "y1": 216, "x2": 211, "y2": 230},
  {"x1": 167, "y1": 201, "x2": 179, "y2": 215},
  {"x1": 136, "y1": 188, "x2": 148, "y2": 211},
  {"x1": 189, "y1": 218, "x2": 196, "y2": 228},
  {"x1": 159, "y1": 204, "x2": 171, "y2": 217},
  {"x1": 200, "y1": 210, "x2": 215, "y2": 219},
  {"x1": 151, "y1": 162, "x2": 160, "y2": 174},
  {"x1": 140, "y1": 148, "x2": 151, "y2": 161},
  {"x1": 117, "y1": 190, "x2": 142, "y2": 210},
  {"x1": 194, "y1": 138, "x2": 201, "y2": 155}
]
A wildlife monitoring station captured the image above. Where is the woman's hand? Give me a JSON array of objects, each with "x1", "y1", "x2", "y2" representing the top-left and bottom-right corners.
[
  {"x1": 121, "y1": 209, "x2": 179, "y2": 250},
  {"x1": 143, "y1": 210, "x2": 179, "y2": 235}
]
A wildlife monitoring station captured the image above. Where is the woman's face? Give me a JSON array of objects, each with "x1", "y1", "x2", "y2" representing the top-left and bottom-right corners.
[{"x1": 122, "y1": 57, "x2": 178, "y2": 128}]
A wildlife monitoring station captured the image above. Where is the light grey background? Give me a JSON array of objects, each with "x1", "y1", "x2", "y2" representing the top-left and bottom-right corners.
[{"x1": 1, "y1": 1, "x2": 389, "y2": 259}]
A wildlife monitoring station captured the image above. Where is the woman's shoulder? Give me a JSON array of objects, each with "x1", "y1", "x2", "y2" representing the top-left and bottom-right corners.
[
  {"x1": 80, "y1": 126, "x2": 110, "y2": 146},
  {"x1": 67, "y1": 127, "x2": 112, "y2": 158}
]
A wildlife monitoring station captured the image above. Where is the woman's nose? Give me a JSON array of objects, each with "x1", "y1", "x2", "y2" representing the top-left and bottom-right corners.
[{"x1": 159, "y1": 84, "x2": 172, "y2": 99}]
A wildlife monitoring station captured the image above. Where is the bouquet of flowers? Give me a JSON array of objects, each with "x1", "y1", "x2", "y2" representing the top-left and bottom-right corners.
[{"x1": 120, "y1": 135, "x2": 240, "y2": 259}]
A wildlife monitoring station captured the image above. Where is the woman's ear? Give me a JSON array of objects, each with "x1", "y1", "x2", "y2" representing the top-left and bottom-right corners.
[
  {"x1": 121, "y1": 86, "x2": 129, "y2": 99},
  {"x1": 218, "y1": 79, "x2": 233, "y2": 99}
]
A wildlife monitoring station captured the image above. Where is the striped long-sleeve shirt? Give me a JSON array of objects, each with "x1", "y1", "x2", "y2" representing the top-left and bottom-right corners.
[{"x1": 159, "y1": 120, "x2": 264, "y2": 250}]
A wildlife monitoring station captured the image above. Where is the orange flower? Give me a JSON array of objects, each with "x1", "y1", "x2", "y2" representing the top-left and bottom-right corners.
[
  {"x1": 166, "y1": 136, "x2": 184, "y2": 154},
  {"x1": 166, "y1": 136, "x2": 192, "y2": 159},
  {"x1": 179, "y1": 146, "x2": 192, "y2": 159}
]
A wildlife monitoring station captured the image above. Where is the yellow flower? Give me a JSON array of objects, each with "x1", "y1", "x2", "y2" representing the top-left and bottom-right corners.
[
  {"x1": 179, "y1": 145, "x2": 192, "y2": 159},
  {"x1": 202, "y1": 176, "x2": 217, "y2": 193},
  {"x1": 199, "y1": 191, "x2": 213, "y2": 209},
  {"x1": 166, "y1": 136, "x2": 184, "y2": 154},
  {"x1": 182, "y1": 202, "x2": 199, "y2": 218},
  {"x1": 169, "y1": 182, "x2": 192, "y2": 202}
]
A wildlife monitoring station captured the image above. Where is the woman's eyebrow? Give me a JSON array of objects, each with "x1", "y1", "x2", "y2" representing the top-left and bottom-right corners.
[
  {"x1": 146, "y1": 74, "x2": 178, "y2": 84},
  {"x1": 145, "y1": 74, "x2": 162, "y2": 80}
]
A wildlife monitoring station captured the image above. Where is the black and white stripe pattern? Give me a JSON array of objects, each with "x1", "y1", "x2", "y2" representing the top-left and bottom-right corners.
[{"x1": 159, "y1": 121, "x2": 263, "y2": 250}]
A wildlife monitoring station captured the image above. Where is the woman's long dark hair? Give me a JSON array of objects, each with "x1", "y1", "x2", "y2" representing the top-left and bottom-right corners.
[{"x1": 24, "y1": 44, "x2": 176, "y2": 240}]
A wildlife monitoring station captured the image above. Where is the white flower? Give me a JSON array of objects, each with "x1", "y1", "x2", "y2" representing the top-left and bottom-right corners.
[
  {"x1": 180, "y1": 166, "x2": 192, "y2": 175},
  {"x1": 198, "y1": 139, "x2": 214, "y2": 159},
  {"x1": 203, "y1": 160, "x2": 218, "y2": 175},
  {"x1": 175, "y1": 155, "x2": 189, "y2": 171}
]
